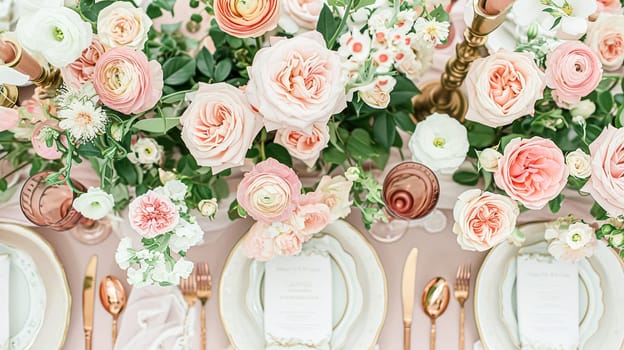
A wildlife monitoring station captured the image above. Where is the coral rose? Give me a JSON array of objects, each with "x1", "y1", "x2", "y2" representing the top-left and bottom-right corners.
[
  {"x1": 129, "y1": 190, "x2": 179, "y2": 238},
  {"x1": 180, "y1": 83, "x2": 262, "y2": 173},
  {"x1": 274, "y1": 123, "x2": 329, "y2": 168},
  {"x1": 586, "y1": 14, "x2": 624, "y2": 72},
  {"x1": 465, "y1": 51, "x2": 545, "y2": 128},
  {"x1": 214, "y1": 0, "x2": 279, "y2": 38},
  {"x1": 545, "y1": 41, "x2": 603, "y2": 107},
  {"x1": 582, "y1": 125, "x2": 624, "y2": 216},
  {"x1": 94, "y1": 47, "x2": 163, "y2": 115},
  {"x1": 61, "y1": 37, "x2": 106, "y2": 89},
  {"x1": 494, "y1": 137, "x2": 568, "y2": 210},
  {"x1": 246, "y1": 31, "x2": 347, "y2": 131},
  {"x1": 97, "y1": 1, "x2": 152, "y2": 49}
]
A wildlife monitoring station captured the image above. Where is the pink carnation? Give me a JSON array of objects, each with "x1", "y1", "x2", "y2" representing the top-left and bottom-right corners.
[{"x1": 129, "y1": 190, "x2": 179, "y2": 238}]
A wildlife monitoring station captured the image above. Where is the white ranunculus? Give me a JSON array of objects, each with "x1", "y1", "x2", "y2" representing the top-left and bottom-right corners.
[
  {"x1": 14, "y1": 0, "x2": 63, "y2": 20},
  {"x1": 127, "y1": 137, "x2": 163, "y2": 165},
  {"x1": 547, "y1": 222, "x2": 598, "y2": 262},
  {"x1": 478, "y1": 148, "x2": 503, "y2": 172},
  {"x1": 198, "y1": 198, "x2": 218, "y2": 217},
  {"x1": 16, "y1": 7, "x2": 93, "y2": 67},
  {"x1": 409, "y1": 113, "x2": 469, "y2": 174},
  {"x1": 97, "y1": 2, "x2": 152, "y2": 49},
  {"x1": 115, "y1": 237, "x2": 134, "y2": 269},
  {"x1": 169, "y1": 220, "x2": 204, "y2": 253},
  {"x1": 566, "y1": 149, "x2": 591, "y2": 179},
  {"x1": 164, "y1": 180, "x2": 187, "y2": 201},
  {"x1": 512, "y1": 0, "x2": 597, "y2": 40},
  {"x1": 72, "y1": 187, "x2": 115, "y2": 220}
]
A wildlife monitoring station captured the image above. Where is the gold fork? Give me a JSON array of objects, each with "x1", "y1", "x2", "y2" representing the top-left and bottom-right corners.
[
  {"x1": 179, "y1": 271, "x2": 198, "y2": 343},
  {"x1": 196, "y1": 262, "x2": 212, "y2": 350},
  {"x1": 454, "y1": 265, "x2": 472, "y2": 350}
]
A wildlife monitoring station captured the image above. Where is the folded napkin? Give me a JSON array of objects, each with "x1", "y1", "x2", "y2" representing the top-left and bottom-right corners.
[
  {"x1": 0, "y1": 254, "x2": 9, "y2": 350},
  {"x1": 114, "y1": 286, "x2": 200, "y2": 350}
]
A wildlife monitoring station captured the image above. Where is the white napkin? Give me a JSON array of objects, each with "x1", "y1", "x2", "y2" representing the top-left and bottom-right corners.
[
  {"x1": 473, "y1": 341, "x2": 484, "y2": 350},
  {"x1": 114, "y1": 286, "x2": 201, "y2": 350},
  {"x1": 0, "y1": 254, "x2": 9, "y2": 350}
]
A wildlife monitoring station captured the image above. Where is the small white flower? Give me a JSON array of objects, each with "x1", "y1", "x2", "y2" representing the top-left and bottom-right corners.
[
  {"x1": 409, "y1": 113, "x2": 470, "y2": 174},
  {"x1": 72, "y1": 187, "x2": 115, "y2": 220},
  {"x1": 338, "y1": 30, "x2": 372, "y2": 62},
  {"x1": 127, "y1": 264, "x2": 150, "y2": 287},
  {"x1": 570, "y1": 100, "x2": 596, "y2": 119},
  {"x1": 164, "y1": 180, "x2": 187, "y2": 201},
  {"x1": 395, "y1": 10, "x2": 417, "y2": 35},
  {"x1": 150, "y1": 254, "x2": 178, "y2": 285},
  {"x1": 115, "y1": 237, "x2": 134, "y2": 269},
  {"x1": 169, "y1": 219, "x2": 204, "y2": 252},
  {"x1": 546, "y1": 222, "x2": 598, "y2": 262},
  {"x1": 172, "y1": 258, "x2": 194, "y2": 280},
  {"x1": 566, "y1": 149, "x2": 591, "y2": 179},
  {"x1": 127, "y1": 137, "x2": 163, "y2": 165},
  {"x1": 413, "y1": 17, "x2": 450, "y2": 46},
  {"x1": 512, "y1": 0, "x2": 598, "y2": 40},
  {"x1": 158, "y1": 169, "x2": 176, "y2": 184},
  {"x1": 198, "y1": 198, "x2": 219, "y2": 218},
  {"x1": 344, "y1": 167, "x2": 361, "y2": 181},
  {"x1": 58, "y1": 101, "x2": 107, "y2": 143},
  {"x1": 478, "y1": 148, "x2": 503, "y2": 172},
  {"x1": 368, "y1": 8, "x2": 395, "y2": 33},
  {"x1": 266, "y1": 222, "x2": 294, "y2": 238}
]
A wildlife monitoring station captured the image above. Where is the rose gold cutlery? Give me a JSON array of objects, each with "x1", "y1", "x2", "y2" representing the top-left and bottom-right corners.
[
  {"x1": 82, "y1": 255, "x2": 97, "y2": 350},
  {"x1": 401, "y1": 248, "x2": 419, "y2": 350},
  {"x1": 99, "y1": 275, "x2": 127, "y2": 348},
  {"x1": 196, "y1": 262, "x2": 212, "y2": 350},
  {"x1": 422, "y1": 277, "x2": 450, "y2": 350},
  {"x1": 179, "y1": 270, "x2": 198, "y2": 343},
  {"x1": 454, "y1": 265, "x2": 472, "y2": 350}
]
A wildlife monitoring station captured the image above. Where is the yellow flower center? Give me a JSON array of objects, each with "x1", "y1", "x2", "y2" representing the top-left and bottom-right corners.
[
  {"x1": 433, "y1": 137, "x2": 446, "y2": 148},
  {"x1": 235, "y1": 0, "x2": 260, "y2": 17},
  {"x1": 53, "y1": 26, "x2": 64, "y2": 41},
  {"x1": 571, "y1": 232, "x2": 582, "y2": 242}
]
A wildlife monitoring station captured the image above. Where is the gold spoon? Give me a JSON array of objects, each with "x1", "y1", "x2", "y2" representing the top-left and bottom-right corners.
[
  {"x1": 422, "y1": 277, "x2": 450, "y2": 350},
  {"x1": 99, "y1": 275, "x2": 127, "y2": 347}
]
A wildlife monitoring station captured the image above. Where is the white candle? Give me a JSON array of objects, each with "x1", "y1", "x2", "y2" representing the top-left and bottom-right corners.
[{"x1": 0, "y1": 38, "x2": 43, "y2": 81}]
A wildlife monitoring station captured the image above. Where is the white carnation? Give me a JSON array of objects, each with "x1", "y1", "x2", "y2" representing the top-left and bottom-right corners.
[
  {"x1": 169, "y1": 220, "x2": 204, "y2": 252},
  {"x1": 72, "y1": 187, "x2": 115, "y2": 220},
  {"x1": 115, "y1": 237, "x2": 134, "y2": 270}
]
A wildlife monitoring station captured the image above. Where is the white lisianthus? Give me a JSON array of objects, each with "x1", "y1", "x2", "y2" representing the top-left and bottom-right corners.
[
  {"x1": 198, "y1": 198, "x2": 218, "y2": 218},
  {"x1": 14, "y1": 0, "x2": 63, "y2": 21},
  {"x1": 478, "y1": 148, "x2": 503, "y2": 172},
  {"x1": 127, "y1": 137, "x2": 163, "y2": 165},
  {"x1": 169, "y1": 219, "x2": 204, "y2": 253},
  {"x1": 566, "y1": 149, "x2": 591, "y2": 179},
  {"x1": 409, "y1": 113, "x2": 469, "y2": 174},
  {"x1": 97, "y1": 1, "x2": 152, "y2": 49},
  {"x1": 115, "y1": 237, "x2": 134, "y2": 269},
  {"x1": 72, "y1": 187, "x2": 115, "y2": 220},
  {"x1": 58, "y1": 101, "x2": 107, "y2": 143},
  {"x1": 512, "y1": 0, "x2": 597, "y2": 40},
  {"x1": 16, "y1": 7, "x2": 93, "y2": 67},
  {"x1": 546, "y1": 222, "x2": 598, "y2": 262},
  {"x1": 164, "y1": 180, "x2": 188, "y2": 201},
  {"x1": 344, "y1": 167, "x2": 361, "y2": 182}
]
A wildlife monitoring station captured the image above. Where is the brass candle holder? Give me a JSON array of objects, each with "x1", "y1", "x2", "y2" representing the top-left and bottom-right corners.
[
  {"x1": 412, "y1": 0, "x2": 513, "y2": 121},
  {"x1": 0, "y1": 84, "x2": 18, "y2": 108}
]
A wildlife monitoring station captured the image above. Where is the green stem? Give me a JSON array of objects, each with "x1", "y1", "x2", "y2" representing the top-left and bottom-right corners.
[
  {"x1": 327, "y1": 0, "x2": 355, "y2": 49},
  {"x1": 259, "y1": 129, "x2": 267, "y2": 161},
  {"x1": 0, "y1": 162, "x2": 28, "y2": 182}
]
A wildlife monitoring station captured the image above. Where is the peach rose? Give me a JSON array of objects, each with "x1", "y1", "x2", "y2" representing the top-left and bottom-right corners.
[
  {"x1": 214, "y1": 0, "x2": 279, "y2": 38},
  {"x1": 279, "y1": 0, "x2": 323, "y2": 33},
  {"x1": 465, "y1": 51, "x2": 545, "y2": 128},
  {"x1": 243, "y1": 222, "x2": 276, "y2": 261},
  {"x1": 94, "y1": 47, "x2": 163, "y2": 115},
  {"x1": 582, "y1": 125, "x2": 624, "y2": 216},
  {"x1": 495, "y1": 137, "x2": 568, "y2": 210},
  {"x1": 0, "y1": 107, "x2": 19, "y2": 132},
  {"x1": 596, "y1": 0, "x2": 623, "y2": 14},
  {"x1": 274, "y1": 123, "x2": 329, "y2": 168},
  {"x1": 61, "y1": 37, "x2": 106, "y2": 89},
  {"x1": 180, "y1": 83, "x2": 262, "y2": 173},
  {"x1": 246, "y1": 31, "x2": 347, "y2": 131},
  {"x1": 294, "y1": 192, "x2": 331, "y2": 239},
  {"x1": 586, "y1": 14, "x2": 624, "y2": 72},
  {"x1": 545, "y1": 42, "x2": 603, "y2": 107},
  {"x1": 453, "y1": 189, "x2": 519, "y2": 252},
  {"x1": 97, "y1": 2, "x2": 152, "y2": 49}
]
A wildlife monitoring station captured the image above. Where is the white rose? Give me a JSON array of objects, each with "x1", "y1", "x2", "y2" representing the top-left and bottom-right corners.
[
  {"x1": 72, "y1": 187, "x2": 115, "y2": 220},
  {"x1": 169, "y1": 220, "x2": 204, "y2": 252},
  {"x1": 158, "y1": 169, "x2": 176, "y2": 184},
  {"x1": 97, "y1": 2, "x2": 152, "y2": 49},
  {"x1": 409, "y1": 113, "x2": 469, "y2": 174},
  {"x1": 566, "y1": 149, "x2": 591, "y2": 179},
  {"x1": 279, "y1": 0, "x2": 324, "y2": 34},
  {"x1": 570, "y1": 100, "x2": 596, "y2": 118},
  {"x1": 316, "y1": 175, "x2": 353, "y2": 221},
  {"x1": 478, "y1": 148, "x2": 502, "y2": 172},
  {"x1": 358, "y1": 76, "x2": 396, "y2": 109},
  {"x1": 586, "y1": 14, "x2": 624, "y2": 72},
  {"x1": 344, "y1": 167, "x2": 360, "y2": 181},
  {"x1": 16, "y1": 7, "x2": 93, "y2": 67},
  {"x1": 164, "y1": 180, "x2": 187, "y2": 201},
  {"x1": 14, "y1": 0, "x2": 62, "y2": 20},
  {"x1": 115, "y1": 237, "x2": 134, "y2": 269},
  {"x1": 127, "y1": 137, "x2": 163, "y2": 165},
  {"x1": 198, "y1": 198, "x2": 218, "y2": 217}
]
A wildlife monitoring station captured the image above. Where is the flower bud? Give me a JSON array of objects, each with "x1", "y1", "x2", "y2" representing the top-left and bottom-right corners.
[
  {"x1": 158, "y1": 169, "x2": 176, "y2": 184},
  {"x1": 198, "y1": 198, "x2": 218, "y2": 218},
  {"x1": 345, "y1": 167, "x2": 361, "y2": 182},
  {"x1": 570, "y1": 100, "x2": 596, "y2": 119},
  {"x1": 478, "y1": 148, "x2": 502, "y2": 172},
  {"x1": 565, "y1": 149, "x2": 591, "y2": 179}
]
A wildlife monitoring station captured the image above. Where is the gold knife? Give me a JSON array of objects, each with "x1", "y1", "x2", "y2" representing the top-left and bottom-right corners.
[
  {"x1": 83, "y1": 255, "x2": 97, "y2": 350},
  {"x1": 402, "y1": 248, "x2": 419, "y2": 350}
]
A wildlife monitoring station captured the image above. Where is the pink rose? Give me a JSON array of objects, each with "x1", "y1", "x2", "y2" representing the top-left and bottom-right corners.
[
  {"x1": 274, "y1": 231, "x2": 303, "y2": 256},
  {"x1": 243, "y1": 222, "x2": 276, "y2": 261},
  {"x1": 180, "y1": 83, "x2": 262, "y2": 173},
  {"x1": 31, "y1": 120, "x2": 64, "y2": 160},
  {"x1": 274, "y1": 123, "x2": 329, "y2": 168},
  {"x1": 315, "y1": 175, "x2": 353, "y2": 221},
  {"x1": 465, "y1": 51, "x2": 545, "y2": 127},
  {"x1": 279, "y1": 0, "x2": 323, "y2": 33},
  {"x1": 61, "y1": 37, "x2": 106, "y2": 89},
  {"x1": 545, "y1": 42, "x2": 603, "y2": 107},
  {"x1": 596, "y1": 0, "x2": 623, "y2": 14},
  {"x1": 246, "y1": 31, "x2": 347, "y2": 131},
  {"x1": 586, "y1": 14, "x2": 624, "y2": 72},
  {"x1": 294, "y1": 192, "x2": 331, "y2": 239},
  {"x1": 214, "y1": 0, "x2": 279, "y2": 38},
  {"x1": 94, "y1": 47, "x2": 163, "y2": 115},
  {"x1": 582, "y1": 125, "x2": 624, "y2": 216},
  {"x1": 494, "y1": 137, "x2": 568, "y2": 210},
  {"x1": 453, "y1": 189, "x2": 519, "y2": 251},
  {"x1": 0, "y1": 107, "x2": 19, "y2": 131},
  {"x1": 237, "y1": 158, "x2": 302, "y2": 223},
  {"x1": 129, "y1": 190, "x2": 180, "y2": 238}
]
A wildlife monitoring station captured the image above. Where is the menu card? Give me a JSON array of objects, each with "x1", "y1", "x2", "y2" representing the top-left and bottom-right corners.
[
  {"x1": 264, "y1": 253, "x2": 332, "y2": 350},
  {"x1": 516, "y1": 254, "x2": 579, "y2": 350}
]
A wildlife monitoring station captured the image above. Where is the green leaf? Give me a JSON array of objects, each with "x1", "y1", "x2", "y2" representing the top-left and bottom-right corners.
[
  {"x1": 499, "y1": 133, "x2": 524, "y2": 151},
  {"x1": 394, "y1": 111, "x2": 416, "y2": 132},
  {"x1": 115, "y1": 158, "x2": 139, "y2": 185},
  {"x1": 196, "y1": 48, "x2": 215, "y2": 78},
  {"x1": 373, "y1": 113, "x2": 397, "y2": 149},
  {"x1": 214, "y1": 59, "x2": 233, "y2": 82},
  {"x1": 548, "y1": 194, "x2": 564, "y2": 213},
  {"x1": 161, "y1": 90, "x2": 192, "y2": 104},
  {"x1": 80, "y1": 0, "x2": 114, "y2": 22},
  {"x1": 467, "y1": 122, "x2": 497, "y2": 148},
  {"x1": 151, "y1": 0, "x2": 176, "y2": 13},
  {"x1": 211, "y1": 178, "x2": 230, "y2": 200},
  {"x1": 353, "y1": 0, "x2": 375, "y2": 10},
  {"x1": 389, "y1": 76, "x2": 420, "y2": 107},
  {"x1": 316, "y1": 4, "x2": 340, "y2": 47},
  {"x1": 591, "y1": 202, "x2": 609, "y2": 220},
  {"x1": 265, "y1": 143, "x2": 293, "y2": 167},
  {"x1": 453, "y1": 170, "x2": 479, "y2": 186},
  {"x1": 160, "y1": 22, "x2": 181, "y2": 34},
  {"x1": 0, "y1": 178, "x2": 7, "y2": 192},
  {"x1": 76, "y1": 142, "x2": 102, "y2": 157},
  {"x1": 322, "y1": 146, "x2": 347, "y2": 165},
  {"x1": 209, "y1": 20, "x2": 227, "y2": 47},
  {"x1": 163, "y1": 56, "x2": 195, "y2": 85},
  {"x1": 429, "y1": 5, "x2": 449, "y2": 22},
  {"x1": 145, "y1": 4, "x2": 163, "y2": 18},
  {"x1": 347, "y1": 129, "x2": 376, "y2": 161},
  {"x1": 228, "y1": 199, "x2": 242, "y2": 220},
  {"x1": 597, "y1": 91, "x2": 614, "y2": 114},
  {"x1": 133, "y1": 118, "x2": 181, "y2": 133}
]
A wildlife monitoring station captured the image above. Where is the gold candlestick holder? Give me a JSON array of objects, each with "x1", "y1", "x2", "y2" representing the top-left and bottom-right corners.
[
  {"x1": 0, "y1": 84, "x2": 18, "y2": 108},
  {"x1": 412, "y1": 0, "x2": 513, "y2": 121}
]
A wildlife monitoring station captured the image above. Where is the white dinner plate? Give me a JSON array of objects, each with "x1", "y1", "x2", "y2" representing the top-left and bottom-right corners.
[
  {"x1": 0, "y1": 223, "x2": 70, "y2": 350},
  {"x1": 220, "y1": 220, "x2": 387, "y2": 350},
  {"x1": 475, "y1": 222, "x2": 624, "y2": 350}
]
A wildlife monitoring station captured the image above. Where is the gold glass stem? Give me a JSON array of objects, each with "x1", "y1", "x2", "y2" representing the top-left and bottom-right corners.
[
  {"x1": 0, "y1": 84, "x2": 18, "y2": 108},
  {"x1": 430, "y1": 320, "x2": 436, "y2": 350},
  {"x1": 404, "y1": 323, "x2": 411, "y2": 350}
]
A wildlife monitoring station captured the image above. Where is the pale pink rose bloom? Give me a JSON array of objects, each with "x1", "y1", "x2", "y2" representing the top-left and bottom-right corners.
[
  {"x1": 94, "y1": 47, "x2": 163, "y2": 115},
  {"x1": 246, "y1": 31, "x2": 347, "y2": 131},
  {"x1": 294, "y1": 192, "x2": 331, "y2": 239},
  {"x1": 274, "y1": 123, "x2": 329, "y2": 168},
  {"x1": 465, "y1": 51, "x2": 545, "y2": 128},
  {"x1": 315, "y1": 175, "x2": 353, "y2": 221},
  {"x1": 180, "y1": 82, "x2": 262, "y2": 173},
  {"x1": 582, "y1": 125, "x2": 624, "y2": 216},
  {"x1": 97, "y1": 2, "x2": 152, "y2": 49},
  {"x1": 214, "y1": 0, "x2": 279, "y2": 38},
  {"x1": 129, "y1": 190, "x2": 180, "y2": 238},
  {"x1": 20, "y1": 97, "x2": 54, "y2": 123},
  {"x1": 545, "y1": 41, "x2": 603, "y2": 107},
  {"x1": 596, "y1": 0, "x2": 623, "y2": 14},
  {"x1": 61, "y1": 37, "x2": 106, "y2": 89},
  {"x1": 0, "y1": 107, "x2": 19, "y2": 131},
  {"x1": 31, "y1": 121, "x2": 63, "y2": 160},
  {"x1": 453, "y1": 189, "x2": 519, "y2": 251},
  {"x1": 494, "y1": 137, "x2": 568, "y2": 210},
  {"x1": 237, "y1": 158, "x2": 302, "y2": 223},
  {"x1": 243, "y1": 222, "x2": 277, "y2": 261},
  {"x1": 586, "y1": 14, "x2": 624, "y2": 72},
  {"x1": 274, "y1": 231, "x2": 303, "y2": 256},
  {"x1": 279, "y1": 0, "x2": 323, "y2": 33}
]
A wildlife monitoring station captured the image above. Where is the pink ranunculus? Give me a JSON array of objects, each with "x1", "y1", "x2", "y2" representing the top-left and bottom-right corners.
[
  {"x1": 453, "y1": 189, "x2": 519, "y2": 251},
  {"x1": 545, "y1": 41, "x2": 603, "y2": 107},
  {"x1": 0, "y1": 107, "x2": 19, "y2": 131},
  {"x1": 129, "y1": 190, "x2": 180, "y2": 238},
  {"x1": 582, "y1": 125, "x2": 624, "y2": 216},
  {"x1": 494, "y1": 137, "x2": 569, "y2": 210},
  {"x1": 180, "y1": 82, "x2": 262, "y2": 173},
  {"x1": 586, "y1": 14, "x2": 624, "y2": 72},
  {"x1": 31, "y1": 120, "x2": 64, "y2": 160},
  {"x1": 274, "y1": 231, "x2": 303, "y2": 256},
  {"x1": 214, "y1": 0, "x2": 279, "y2": 38},
  {"x1": 93, "y1": 47, "x2": 163, "y2": 115},
  {"x1": 465, "y1": 51, "x2": 545, "y2": 128},
  {"x1": 237, "y1": 158, "x2": 302, "y2": 223},
  {"x1": 246, "y1": 31, "x2": 347, "y2": 132},
  {"x1": 243, "y1": 222, "x2": 276, "y2": 261},
  {"x1": 61, "y1": 37, "x2": 106, "y2": 89},
  {"x1": 596, "y1": 0, "x2": 623, "y2": 14},
  {"x1": 274, "y1": 123, "x2": 329, "y2": 168}
]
